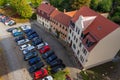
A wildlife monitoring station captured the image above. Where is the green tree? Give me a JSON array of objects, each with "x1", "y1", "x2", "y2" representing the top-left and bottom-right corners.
[
  {"x1": 31, "y1": 0, "x2": 42, "y2": 8},
  {"x1": 0, "y1": 0, "x2": 7, "y2": 6},
  {"x1": 71, "y1": 0, "x2": 91, "y2": 10},
  {"x1": 10, "y1": 0, "x2": 32, "y2": 18},
  {"x1": 97, "y1": 0, "x2": 112, "y2": 12},
  {"x1": 90, "y1": 0, "x2": 99, "y2": 10}
]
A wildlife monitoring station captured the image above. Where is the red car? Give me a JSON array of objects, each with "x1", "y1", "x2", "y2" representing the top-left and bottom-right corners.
[
  {"x1": 39, "y1": 45, "x2": 50, "y2": 54},
  {"x1": 34, "y1": 68, "x2": 48, "y2": 80}
]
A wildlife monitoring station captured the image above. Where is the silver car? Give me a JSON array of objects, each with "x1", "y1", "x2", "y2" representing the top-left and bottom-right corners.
[{"x1": 17, "y1": 39, "x2": 30, "y2": 45}]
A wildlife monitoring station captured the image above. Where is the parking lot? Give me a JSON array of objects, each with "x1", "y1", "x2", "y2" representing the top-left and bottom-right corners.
[{"x1": 0, "y1": 21, "x2": 82, "y2": 80}]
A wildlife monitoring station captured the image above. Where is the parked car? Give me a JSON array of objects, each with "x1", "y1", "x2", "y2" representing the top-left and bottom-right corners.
[
  {"x1": 32, "y1": 38, "x2": 43, "y2": 46},
  {"x1": 13, "y1": 32, "x2": 23, "y2": 37},
  {"x1": 51, "y1": 64, "x2": 65, "y2": 74},
  {"x1": 7, "y1": 27, "x2": 17, "y2": 32},
  {"x1": 28, "y1": 57, "x2": 41, "y2": 66},
  {"x1": 34, "y1": 68, "x2": 48, "y2": 80},
  {"x1": 24, "y1": 29, "x2": 32, "y2": 33},
  {"x1": 28, "y1": 33, "x2": 39, "y2": 40},
  {"x1": 5, "y1": 20, "x2": 16, "y2": 26},
  {"x1": 15, "y1": 35, "x2": 25, "y2": 42},
  {"x1": 26, "y1": 30, "x2": 36, "y2": 37},
  {"x1": 20, "y1": 25, "x2": 31, "y2": 31},
  {"x1": 29, "y1": 62, "x2": 44, "y2": 73},
  {"x1": 42, "y1": 50, "x2": 54, "y2": 59},
  {"x1": 12, "y1": 29, "x2": 21, "y2": 34},
  {"x1": 24, "y1": 51, "x2": 38, "y2": 61},
  {"x1": 17, "y1": 39, "x2": 29, "y2": 45},
  {"x1": 39, "y1": 45, "x2": 50, "y2": 54},
  {"x1": 49, "y1": 59, "x2": 63, "y2": 68},
  {"x1": 42, "y1": 75, "x2": 53, "y2": 80},
  {"x1": 20, "y1": 44, "x2": 31, "y2": 50},
  {"x1": 37, "y1": 42, "x2": 48, "y2": 49},
  {"x1": 46, "y1": 54, "x2": 57, "y2": 64},
  {"x1": 23, "y1": 45, "x2": 35, "y2": 55}
]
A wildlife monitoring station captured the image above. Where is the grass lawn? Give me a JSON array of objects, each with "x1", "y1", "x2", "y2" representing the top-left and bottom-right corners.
[{"x1": 80, "y1": 61, "x2": 118, "y2": 80}]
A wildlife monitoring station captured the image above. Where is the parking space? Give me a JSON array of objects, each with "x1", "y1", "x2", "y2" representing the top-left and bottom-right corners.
[{"x1": 0, "y1": 21, "x2": 81, "y2": 80}]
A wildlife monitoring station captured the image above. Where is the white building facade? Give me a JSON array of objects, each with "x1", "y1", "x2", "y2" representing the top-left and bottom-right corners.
[{"x1": 67, "y1": 7, "x2": 120, "y2": 69}]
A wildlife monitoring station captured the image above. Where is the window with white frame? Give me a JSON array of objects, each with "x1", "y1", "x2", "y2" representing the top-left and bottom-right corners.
[
  {"x1": 80, "y1": 55, "x2": 84, "y2": 63},
  {"x1": 82, "y1": 48, "x2": 87, "y2": 55}
]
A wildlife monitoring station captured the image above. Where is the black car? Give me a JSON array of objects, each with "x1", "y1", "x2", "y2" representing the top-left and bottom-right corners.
[
  {"x1": 15, "y1": 35, "x2": 25, "y2": 42},
  {"x1": 46, "y1": 54, "x2": 57, "y2": 64},
  {"x1": 51, "y1": 64, "x2": 65, "y2": 74},
  {"x1": 49, "y1": 59, "x2": 63, "y2": 68},
  {"x1": 42, "y1": 50, "x2": 54, "y2": 59},
  {"x1": 28, "y1": 57, "x2": 41, "y2": 66},
  {"x1": 32, "y1": 38, "x2": 43, "y2": 46},
  {"x1": 7, "y1": 27, "x2": 17, "y2": 32},
  {"x1": 24, "y1": 51, "x2": 38, "y2": 61},
  {"x1": 27, "y1": 30, "x2": 36, "y2": 37},
  {"x1": 28, "y1": 62, "x2": 44, "y2": 73}
]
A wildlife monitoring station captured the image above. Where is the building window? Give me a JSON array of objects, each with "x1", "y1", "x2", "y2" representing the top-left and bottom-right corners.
[
  {"x1": 79, "y1": 43, "x2": 82, "y2": 47},
  {"x1": 82, "y1": 48, "x2": 87, "y2": 55},
  {"x1": 77, "y1": 50, "x2": 80, "y2": 55},
  {"x1": 68, "y1": 36, "x2": 70, "y2": 40},
  {"x1": 72, "y1": 32, "x2": 74, "y2": 37},
  {"x1": 63, "y1": 26, "x2": 64, "y2": 29},
  {"x1": 73, "y1": 44, "x2": 76, "y2": 49},
  {"x1": 76, "y1": 38, "x2": 78, "y2": 43},
  {"x1": 80, "y1": 55, "x2": 84, "y2": 63},
  {"x1": 70, "y1": 29, "x2": 71, "y2": 33},
  {"x1": 74, "y1": 36, "x2": 76, "y2": 40},
  {"x1": 78, "y1": 29, "x2": 80, "y2": 34},
  {"x1": 65, "y1": 28, "x2": 67, "y2": 31}
]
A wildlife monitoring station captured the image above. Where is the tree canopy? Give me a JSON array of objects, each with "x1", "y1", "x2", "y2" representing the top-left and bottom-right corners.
[
  {"x1": 31, "y1": 0, "x2": 42, "y2": 8},
  {"x1": 10, "y1": 0, "x2": 32, "y2": 18}
]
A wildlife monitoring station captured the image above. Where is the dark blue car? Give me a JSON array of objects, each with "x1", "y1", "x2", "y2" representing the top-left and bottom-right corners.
[
  {"x1": 51, "y1": 64, "x2": 65, "y2": 74},
  {"x1": 28, "y1": 33, "x2": 39, "y2": 40},
  {"x1": 42, "y1": 50, "x2": 54, "y2": 59},
  {"x1": 27, "y1": 30, "x2": 36, "y2": 37},
  {"x1": 49, "y1": 59, "x2": 63, "y2": 68},
  {"x1": 32, "y1": 38, "x2": 43, "y2": 46},
  {"x1": 28, "y1": 62, "x2": 44, "y2": 73},
  {"x1": 46, "y1": 54, "x2": 57, "y2": 64},
  {"x1": 15, "y1": 35, "x2": 25, "y2": 42},
  {"x1": 28, "y1": 57, "x2": 41, "y2": 66},
  {"x1": 24, "y1": 29, "x2": 32, "y2": 33}
]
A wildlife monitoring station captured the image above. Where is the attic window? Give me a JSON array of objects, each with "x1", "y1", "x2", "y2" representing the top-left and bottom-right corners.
[{"x1": 97, "y1": 26, "x2": 102, "y2": 30}]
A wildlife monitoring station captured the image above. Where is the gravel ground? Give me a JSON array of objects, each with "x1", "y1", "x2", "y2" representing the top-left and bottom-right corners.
[{"x1": 0, "y1": 23, "x2": 32, "y2": 80}]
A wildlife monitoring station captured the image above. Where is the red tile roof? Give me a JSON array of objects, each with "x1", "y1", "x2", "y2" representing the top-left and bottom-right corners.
[
  {"x1": 71, "y1": 6, "x2": 98, "y2": 23},
  {"x1": 76, "y1": 6, "x2": 119, "y2": 51},
  {"x1": 37, "y1": 3, "x2": 55, "y2": 15},
  {"x1": 50, "y1": 10, "x2": 71, "y2": 27}
]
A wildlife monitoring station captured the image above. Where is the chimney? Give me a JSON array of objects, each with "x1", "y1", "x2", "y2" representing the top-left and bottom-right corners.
[{"x1": 64, "y1": 9, "x2": 66, "y2": 13}]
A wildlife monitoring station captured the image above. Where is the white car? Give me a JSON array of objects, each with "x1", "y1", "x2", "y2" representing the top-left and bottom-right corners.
[
  {"x1": 5, "y1": 20, "x2": 16, "y2": 26},
  {"x1": 20, "y1": 44, "x2": 31, "y2": 50},
  {"x1": 22, "y1": 46, "x2": 35, "y2": 55},
  {"x1": 12, "y1": 29, "x2": 21, "y2": 34},
  {"x1": 42, "y1": 76, "x2": 53, "y2": 80},
  {"x1": 37, "y1": 42, "x2": 48, "y2": 49},
  {"x1": 17, "y1": 39, "x2": 30, "y2": 45},
  {"x1": 20, "y1": 25, "x2": 31, "y2": 31}
]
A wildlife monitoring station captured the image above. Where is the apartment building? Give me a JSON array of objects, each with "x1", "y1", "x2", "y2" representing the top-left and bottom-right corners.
[
  {"x1": 37, "y1": 3, "x2": 55, "y2": 30},
  {"x1": 67, "y1": 6, "x2": 120, "y2": 69},
  {"x1": 50, "y1": 9, "x2": 71, "y2": 41}
]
